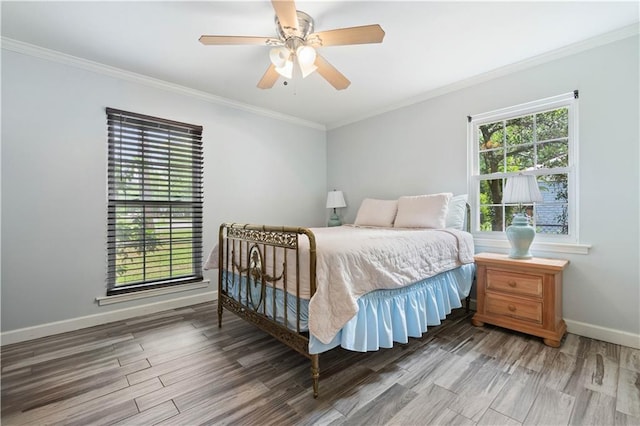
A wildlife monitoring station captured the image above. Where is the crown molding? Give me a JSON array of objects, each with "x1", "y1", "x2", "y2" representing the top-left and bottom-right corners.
[
  {"x1": 3, "y1": 22, "x2": 637, "y2": 133},
  {"x1": 1, "y1": 37, "x2": 326, "y2": 131},
  {"x1": 326, "y1": 23, "x2": 640, "y2": 130}
]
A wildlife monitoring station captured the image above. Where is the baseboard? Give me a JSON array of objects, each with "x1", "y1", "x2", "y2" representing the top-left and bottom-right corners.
[
  {"x1": 466, "y1": 299, "x2": 638, "y2": 349},
  {"x1": 3, "y1": 294, "x2": 637, "y2": 350},
  {"x1": 565, "y1": 319, "x2": 640, "y2": 349},
  {"x1": 466, "y1": 298, "x2": 478, "y2": 312},
  {"x1": 1, "y1": 291, "x2": 218, "y2": 346}
]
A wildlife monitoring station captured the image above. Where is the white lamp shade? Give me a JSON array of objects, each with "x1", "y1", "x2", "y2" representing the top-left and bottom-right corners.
[
  {"x1": 298, "y1": 61, "x2": 318, "y2": 78},
  {"x1": 269, "y1": 47, "x2": 290, "y2": 68},
  {"x1": 296, "y1": 45, "x2": 316, "y2": 65},
  {"x1": 503, "y1": 174, "x2": 543, "y2": 204},
  {"x1": 326, "y1": 190, "x2": 346, "y2": 209},
  {"x1": 295, "y1": 46, "x2": 317, "y2": 78},
  {"x1": 274, "y1": 59, "x2": 293, "y2": 79}
]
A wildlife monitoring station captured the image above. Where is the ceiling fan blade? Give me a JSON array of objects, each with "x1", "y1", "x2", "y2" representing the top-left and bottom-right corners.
[
  {"x1": 271, "y1": 0, "x2": 299, "y2": 32},
  {"x1": 199, "y1": 35, "x2": 272, "y2": 45},
  {"x1": 314, "y1": 54, "x2": 350, "y2": 90},
  {"x1": 257, "y1": 64, "x2": 280, "y2": 89},
  {"x1": 311, "y1": 24, "x2": 385, "y2": 46}
]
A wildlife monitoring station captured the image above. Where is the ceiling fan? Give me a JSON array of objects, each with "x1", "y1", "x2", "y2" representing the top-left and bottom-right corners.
[{"x1": 199, "y1": 0, "x2": 385, "y2": 90}]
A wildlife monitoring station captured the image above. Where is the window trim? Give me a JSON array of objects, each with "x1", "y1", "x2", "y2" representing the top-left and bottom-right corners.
[
  {"x1": 106, "y1": 108, "x2": 204, "y2": 295},
  {"x1": 468, "y1": 92, "x2": 582, "y2": 248}
]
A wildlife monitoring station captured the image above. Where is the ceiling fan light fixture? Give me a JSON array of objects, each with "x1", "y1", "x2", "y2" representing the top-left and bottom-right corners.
[
  {"x1": 298, "y1": 60, "x2": 317, "y2": 78},
  {"x1": 275, "y1": 59, "x2": 294, "y2": 79},
  {"x1": 269, "y1": 46, "x2": 291, "y2": 68},
  {"x1": 296, "y1": 45, "x2": 316, "y2": 65},
  {"x1": 295, "y1": 45, "x2": 317, "y2": 78}
]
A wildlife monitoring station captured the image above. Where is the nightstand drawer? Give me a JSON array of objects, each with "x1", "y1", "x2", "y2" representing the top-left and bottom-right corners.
[
  {"x1": 486, "y1": 269, "x2": 543, "y2": 297},
  {"x1": 485, "y1": 293, "x2": 543, "y2": 324}
]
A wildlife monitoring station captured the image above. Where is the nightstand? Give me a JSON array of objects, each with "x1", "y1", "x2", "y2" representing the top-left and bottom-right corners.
[{"x1": 472, "y1": 252, "x2": 569, "y2": 347}]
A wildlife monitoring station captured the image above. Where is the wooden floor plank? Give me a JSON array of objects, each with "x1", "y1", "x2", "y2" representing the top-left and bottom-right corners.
[
  {"x1": 112, "y1": 399, "x2": 179, "y2": 426},
  {"x1": 616, "y1": 367, "x2": 640, "y2": 418},
  {"x1": 64, "y1": 399, "x2": 139, "y2": 426},
  {"x1": 386, "y1": 383, "x2": 457, "y2": 425},
  {"x1": 2, "y1": 378, "x2": 130, "y2": 425},
  {"x1": 569, "y1": 388, "x2": 618, "y2": 426},
  {"x1": 444, "y1": 363, "x2": 511, "y2": 422},
  {"x1": 133, "y1": 362, "x2": 241, "y2": 412},
  {"x1": 542, "y1": 351, "x2": 579, "y2": 392},
  {"x1": 340, "y1": 383, "x2": 418, "y2": 426},
  {"x1": 490, "y1": 367, "x2": 545, "y2": 423},
  {"x1": 214, "y1": 382, "x2": 304, "y2": 426},
  {"x1": 478, "y1": 408, "x2": 522, "y2": 425},
  {"x1": 1, "y1": 334, "x2": 134, "y2": 373},
  {"x1": 5, "y1": 359, "x2": 150, "y2": 413},
  {"x1": 126, "y1": 346, "x2": 221, "y2": 385},
  {"x1": 331, "y1": 363, "x2": 412, "y2": 418},
  {"x1": 1, "y1": 301, "x2": 637, "y2": 426},
  {"x1": 620, "y1": 346, "x2": 640, "y2": 372},
  {"x1": 156, "y1": 380, "x2": 271, "y2": 425},
  {"x1": 523, "y1": 386, "x2": 575, "y2": 425}
]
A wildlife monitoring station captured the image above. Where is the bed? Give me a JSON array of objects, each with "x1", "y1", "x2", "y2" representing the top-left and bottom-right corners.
[{"x1": 204, "y1": 193, "x2": 475, "y2": 398}]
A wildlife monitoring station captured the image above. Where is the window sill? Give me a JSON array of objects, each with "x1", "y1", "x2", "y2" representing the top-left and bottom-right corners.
[
  {"x1": 96, "y1": 280, "x2": 210, "y2": 306},
  {"x1": 474, "y1": 238, "x2": 591, "y2": 255}
]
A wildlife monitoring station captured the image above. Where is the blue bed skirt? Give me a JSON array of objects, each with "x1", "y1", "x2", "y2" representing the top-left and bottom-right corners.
[
  {"x1": 221, "y1": 263, "x2": 475, "y2": 355},
  {"x1": 309, "y1": 264, "x2": 475, "y2": 354}
]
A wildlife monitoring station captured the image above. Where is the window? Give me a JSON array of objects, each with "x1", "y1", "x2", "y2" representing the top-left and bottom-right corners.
[
  {"x1": 106, "y1": 108, "x2": 203, "y2": 295},
  {"x1": 469, "y1": 92, "x2": 578, "y2": 243}
]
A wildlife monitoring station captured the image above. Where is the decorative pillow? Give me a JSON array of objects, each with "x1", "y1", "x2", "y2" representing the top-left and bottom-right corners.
[
  {"x1": 446, "y1": 194, "x2": 468, "y2": 230},
  {"x1": 394, "y1": 193, "x2": 452, "y2": 229},
  {"x1": 354, "y1": 198, "x2": 398, "y2": 227}
]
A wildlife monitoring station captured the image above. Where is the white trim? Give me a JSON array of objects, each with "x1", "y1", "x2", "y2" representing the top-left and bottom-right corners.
[
  {"x1": 0, "y1": 37, "x2": 325, "y2": 131},
  {"x1": 565, "y1": 319, "x2": 640, "y2": 350},
  {"x1": 327, "y1": 23, "x2": 639, "y2": 130},
  {"x1": 468, "y1": 91, "x2": 579, "y2": 245},
  {"x1": 466, "y1": 299, "x2": 638, "y2": 348},
  {"x1": 3, "y1": 292, "x2": 636, "y2": 350},
  {"x1": 2, "y1": 23, "x2": 636, "y2": 132},
  {"x1": 96, "y1": 280, "x2": 210, "y2": 305},
  {"x1": 470, "y1": 91, "x2": 576, "y2": 124},
  {"x1": 1, "y1": 291, "x2": 217, "y2": 346},
  {"x1": 474, "y1": 238, "x2": 591, "y2": 255}
]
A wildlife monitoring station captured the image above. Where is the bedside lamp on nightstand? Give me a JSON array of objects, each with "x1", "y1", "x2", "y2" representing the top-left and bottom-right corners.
[
  {"x1": 502, "y1": 174, "x2": 543, "y2": 259},
  {"x1": 326, "y1": 190, "x2": 346, "y2": 227}
]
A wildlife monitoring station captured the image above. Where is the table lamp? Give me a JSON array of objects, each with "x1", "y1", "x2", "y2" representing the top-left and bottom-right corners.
[
  {"x1": 326, "y1": 190, "x2": 346, "y2": 227},
  {"x1": 502, "y1": 174, "x2": 543, "y2": 259}
]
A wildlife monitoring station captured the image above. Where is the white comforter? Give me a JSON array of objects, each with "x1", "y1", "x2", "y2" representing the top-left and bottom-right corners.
[{"x1": 205, "y1": 225, "x2": 474, "y2": 344}]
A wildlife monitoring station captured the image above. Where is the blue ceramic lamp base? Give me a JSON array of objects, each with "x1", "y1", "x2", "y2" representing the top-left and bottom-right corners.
[
  {"x1": 328, "y1": 209, "x2": 342, "y2": 227},
  {"x1": 506, "y1": 213, "x2": 536, "y2": 259}
]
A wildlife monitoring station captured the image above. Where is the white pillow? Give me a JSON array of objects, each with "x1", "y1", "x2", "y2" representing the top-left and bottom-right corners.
[
  {"x1": 354, "y1": 198, "x2": 398, "y2": 227},
  {"x1": 446, "y1": 194, "x2": 468, "y2": 230},
  {"x1": 394, "y1": 193, "x2": 452, "y2": 229}
]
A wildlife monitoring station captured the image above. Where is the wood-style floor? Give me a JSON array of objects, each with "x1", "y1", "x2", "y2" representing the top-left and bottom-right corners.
[{"x1": 2, "y1": 301, "x2": 639, "y2": 425}]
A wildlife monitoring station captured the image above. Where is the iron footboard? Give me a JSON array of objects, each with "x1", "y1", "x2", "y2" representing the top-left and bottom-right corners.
[{"x1": 217, "y1": 223, "x2": 319, "y2": 397}]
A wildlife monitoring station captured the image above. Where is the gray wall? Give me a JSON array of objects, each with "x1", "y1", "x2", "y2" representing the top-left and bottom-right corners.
[
  {"x1": 327, "y1": 35, "x2": 640, "y2": 339},
  {"x1": 1, "y1": 50, "x2": 327, "y2": 332},
  {"x1": 2, "y1": 34, "x2": 638, "y2": 344}
]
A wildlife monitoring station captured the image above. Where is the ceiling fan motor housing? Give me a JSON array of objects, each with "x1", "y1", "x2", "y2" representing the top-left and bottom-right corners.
[{"x1": 275, "y1": 10, "x2": 314, "y2": 42}]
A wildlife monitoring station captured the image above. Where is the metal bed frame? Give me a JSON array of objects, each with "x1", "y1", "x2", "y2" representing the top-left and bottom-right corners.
[
  {"x1": 217, "y1": 213, "x2": 472, "y2": 398},
  {"x1": 217, "y1": 224, "x2": 321, "y2": 396}
]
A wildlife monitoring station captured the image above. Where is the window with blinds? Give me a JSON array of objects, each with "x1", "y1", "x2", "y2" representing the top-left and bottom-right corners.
[{"x1": 106, "y1": 108, "x2": 203, "y2": 295}]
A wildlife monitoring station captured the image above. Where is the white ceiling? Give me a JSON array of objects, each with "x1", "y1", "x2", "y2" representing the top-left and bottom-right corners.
[{"x1": 2, "y1": 1, "x2": 638, "y2": 128}]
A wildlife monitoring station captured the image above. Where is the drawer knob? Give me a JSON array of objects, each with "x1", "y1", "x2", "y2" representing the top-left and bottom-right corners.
[
  {"x1": 508, "y1": 304, "x2": 517, "y2": 312},
  {"x1": 508, "y1": 280, "x2": 517, "y2": 287}
]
